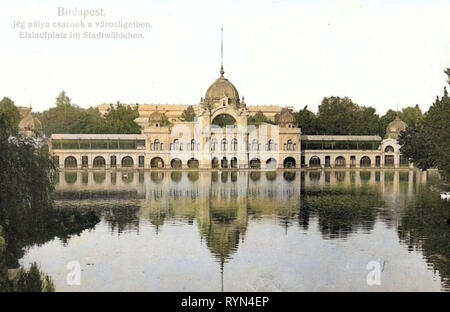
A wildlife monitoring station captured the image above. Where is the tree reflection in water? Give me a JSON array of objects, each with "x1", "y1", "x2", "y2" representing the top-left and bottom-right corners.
[
  {"x1": 398, "y1": 186, "x2": 450, "y2": 290},
  {"x1": 48, "y1": 169, "x2": 450, "y2": 291}
]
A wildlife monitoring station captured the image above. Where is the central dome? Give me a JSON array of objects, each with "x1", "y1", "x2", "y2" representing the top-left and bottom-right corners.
[{"x1": 205, "y1": 73, "x2": 240, "y2": 102}]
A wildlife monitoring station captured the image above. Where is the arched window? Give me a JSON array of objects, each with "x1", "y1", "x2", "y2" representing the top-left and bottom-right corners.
[
  {"x1": 385, "y1": 145, "x2": 394, "y2": 153},
  {"x1": 251, "y1": 139, "x2": 258, "y2": 151},
  {"x1": 287, "y1": 139, "x2": 293, "y2": 151},
  {"x1": 154, "y1": 139, "x2": 160, "y2": 151},
  {"x1": 309, "y1": 156, "x2": 321, "y2": 167},
  {"x1": 360, "y1": 156, "x2": 371, "y2": 167},
  {"x1": 335, "y1": 156, "x2": 346, "y2": 167},
  {"x1": 268, "y1": 139, "x2": 274, "y2": 151},
  {"x1": 191, "y1": 139, "x2": 196, "y2": 151},
  {"x1": 173, "y1": 139, "x2": 179, "y2": 151},
  {"x1": 222, "y1": 139, "x2": 227, "y2": 151},
  {"x1": 211, "y1": 139, "x2": 217, "y2": 151},
  {"x1": 231, "y1": 138, "x2": 238, "y2": 151}
]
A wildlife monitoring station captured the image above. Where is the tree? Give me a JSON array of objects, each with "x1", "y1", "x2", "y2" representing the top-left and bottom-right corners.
[
  {"x1": 316, "y1": 96, "x2": 380, "y2": 135},
  {"x1": 248, "y1": 111, "x2": 272, "y2": 125},
  {"x1": 294, "y1": 106, "x2": 318, "y2": 134},
  {"x1": 398, "y1": 125, "x2": 435, "y2": 170},
  {"x1": 102, "y1": 103, "x2": 141, "y2": 134},
  {"x1": 55, "y1": 90, "x2": 71, "y2": 107},
  {"x1": 354, "y1": 106, "x2": 380, "y2": 135},
  {"x1": 424, "y1": 87, "x2": 450, "y2": 181},
  {"x1": 39, "y1": 93, "x2": 142, "y2": 135},
  {"x1": 39, "y1": 91, "x2": 85, "y2": 135},
  {"x1": 399, "y1": 68, "x2": 450, "y2": 181},
  {"x1": 14, "y1": 262, "x2": 54, "y2": 292},
  {"x1": 180, "y1": 106, "x2": 196, "y2": 121},
  {"x1": 0, "y1": 97, "x2": 102, "y2": 291},
  {"x1": 0, "y1": 97, "x2": 21, "y2": 138},
  {"x1": 401, "y1": 104, "x2": 424, "y2": 128}
]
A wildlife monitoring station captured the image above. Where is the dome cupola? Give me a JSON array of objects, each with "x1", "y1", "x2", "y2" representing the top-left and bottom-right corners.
[
  {"x1": 385, "y1": 115, "x2": 407, "y2": 139},
  {"x1": 279, "y1": 108, "x2": 295, "y2": 128},
  {"x1": 148, "y1": 111, "x2": 164, "y2": 127},
  {"x1": 205, "y1": 73, "x2": 240, "y2": 104}
]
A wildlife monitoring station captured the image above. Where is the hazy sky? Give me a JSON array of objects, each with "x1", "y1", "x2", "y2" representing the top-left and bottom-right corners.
[{"x1": 1, "y1": 0, "x2": 450, "y2": 114}]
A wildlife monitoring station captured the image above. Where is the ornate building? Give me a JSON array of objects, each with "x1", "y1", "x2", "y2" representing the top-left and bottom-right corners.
[
  {"x1": 49, "y1": 66, "x2": 410, "y2": 170},
  {"x1": 50, "y1": 66, "x2": 302, "y2": 169}
]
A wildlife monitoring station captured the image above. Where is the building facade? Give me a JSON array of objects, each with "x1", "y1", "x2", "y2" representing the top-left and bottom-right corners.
[{"x1": 48, "y1": 67, "x2": 410, "y2": 170}]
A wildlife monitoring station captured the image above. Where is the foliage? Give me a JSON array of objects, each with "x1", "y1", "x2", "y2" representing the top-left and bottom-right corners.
[
  {"x1": 38, "y1": 92, "x2": 142, "y2": 135},
  {"x1": 399, "y1": 69, "x2": 450, "y2": 181},
  {"x1": 293, "y1": 106, "x2": 319, "y2": 134},
  {"x1": 0, "y1": 97, "x2": 21, "y2": 137},
  {"x1": 248, "y1": 111, "x2": 274, "y2": 125},
  {"x1": 102, "y1": 103, "x2": 141, "y2": 133},
  {"x1": 292, "y1": 98, "x2": 423, "y2": 138},
  {"x1": 398, "y1": 125, "x2": 436, "y2": 170},
  {"x1": 300, "y1": 188, "x2": 383, "y2": 239},
  {"x1": 0, "y1": 97, "x2": 100, "y2": 291},
  {"x1": 397, "y1": 186, "x2": 450, "y2": 290},
  {"x1": 180, "y1": 106, "x2": 196, "y2": 122},
  {"x1": 211, "y1": 114, "x2": 236, "y2": 127},
  {"x1": 316, "y1": 97, "x2": 380, "y2": 135},
  {"x1": 12, "y1": 263, "x2": 55, "y2": 292},
  {"x1": 400, "y1": 104, "x2": 424, "y2": 128}
]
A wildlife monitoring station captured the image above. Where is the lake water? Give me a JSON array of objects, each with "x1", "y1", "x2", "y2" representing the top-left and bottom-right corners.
[{"x1": 19, "y1": 169, "x2": 450, "y2": 291}]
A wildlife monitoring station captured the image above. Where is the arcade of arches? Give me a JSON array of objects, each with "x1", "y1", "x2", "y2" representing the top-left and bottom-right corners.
[{"x1": 50, "y1": 65, "x2": 411, "y2": 170}]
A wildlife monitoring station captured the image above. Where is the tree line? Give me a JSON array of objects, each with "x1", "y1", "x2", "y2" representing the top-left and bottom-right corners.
[
  {"x1": 34, "y1": 90, "x2": 426, "y2": 139},
  {"x1": 399, "y1": 69, "x2": 450, "y2": 182},
  {"x1": 293, "y1": 97, "x2": 423, "y2": 138},
  {"x1": 34, "y1": 91, "x2": 142, "y2": 136}
]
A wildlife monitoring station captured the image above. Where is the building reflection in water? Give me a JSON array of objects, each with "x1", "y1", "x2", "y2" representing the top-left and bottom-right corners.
[{"x1": 53, "y1": 169, "x2": 449, "y2": 291}]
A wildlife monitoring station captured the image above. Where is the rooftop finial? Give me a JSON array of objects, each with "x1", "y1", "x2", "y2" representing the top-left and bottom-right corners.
[{"x1": 220, "y1": 27, "x2": 224, "y2": 77}]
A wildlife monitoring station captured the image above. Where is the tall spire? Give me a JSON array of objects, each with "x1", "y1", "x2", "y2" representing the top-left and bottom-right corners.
[{"x1": 220, "y1": 27, "x2": 224, "y2": 77}]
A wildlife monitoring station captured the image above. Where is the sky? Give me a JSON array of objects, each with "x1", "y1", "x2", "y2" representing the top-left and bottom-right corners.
[{"x1": 1, "y1": 0, "x2": 450, "y2": 114}]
